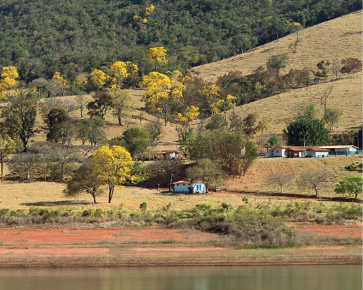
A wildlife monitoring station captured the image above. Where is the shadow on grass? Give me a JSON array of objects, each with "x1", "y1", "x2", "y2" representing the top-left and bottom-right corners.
[{"x1": 21, "y1": 200, "x2": 91, "y2": 207}]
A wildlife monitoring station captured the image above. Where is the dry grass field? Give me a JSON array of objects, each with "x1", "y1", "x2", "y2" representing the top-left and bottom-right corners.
[
  {"x1": 225, "y1": 72, "x2": 362, "y2": 135},
  {"x1": 191, "y1": 11, "x2": 363, "y2": 82},
  {"x1": 0, "y1": 155, "x2": 360, "y2": 210}
]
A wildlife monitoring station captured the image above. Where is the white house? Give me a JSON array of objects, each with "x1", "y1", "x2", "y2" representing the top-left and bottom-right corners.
[
  {"x1": 305, "y1": 148, "x2": 329, "y2": 158},
  {"x1": 319, "y1": 145, "x2": 359, "y2": 156},
  {"x1": 271, "y1": 146, "x2": 330, "y2": 158},
  {"x1": 172, "y1": 180, "x2": 207, "y2": 194},
  {"x1": 271, "y1": 146, "x2": 288, "y2": 157}
]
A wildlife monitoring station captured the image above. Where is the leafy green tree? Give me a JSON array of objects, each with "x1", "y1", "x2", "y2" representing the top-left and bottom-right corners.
[
  {"x1": 186, "y1": 158, "x2": 226, "y2": 191},
  {"x1": 285, "y1": 118, "x2": 329, "y2": 146},
  {"x1": 45, "y1": 108, "x2": 70, "y2": 143},
  {"x1": 145, "y1": 121, "x2": 162, "y2": 142},
  {"x1": 334, "y1": 176, "x2": 362, "y2": 199},
  {"x1": 8, "y1": 153, "x2": 40, "y2": 180},
  {"x1": 111, "y1": 128, "x2": 151, "y2": 158},
  {"x1": 267, "y1": 135, "x2": 279, "y2": 149},
  {"x1": 266, "y1": 54, "x2": 288, "y2": 74},
  {"x1": 64, "y1": 162, "x2": 103, "y2": 204},
  {"x1": 87, "y1": 90, "x2": 113, "y2": 119},
  {"x1": 206, "y1": 114, "x2": 227, "y2": 131},
  {"x1": 323, "y1": 108, "x2": 341, "y2": 130},
  {"x1": 0, "y1": 92, "x2": 37, "y2": 151}
]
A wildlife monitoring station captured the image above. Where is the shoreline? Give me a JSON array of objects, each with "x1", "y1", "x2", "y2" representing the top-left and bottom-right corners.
[{"x1": 0, "y1": 226, "x2": 361, "y2": 268}]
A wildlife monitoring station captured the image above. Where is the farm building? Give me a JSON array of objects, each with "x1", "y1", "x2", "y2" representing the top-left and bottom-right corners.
[
  {"x1": 153, "y1": 150, "x2": 179, "y2": 160},
  {"x1": 319, "y1": 145, "x2": 359, "y2": 155},
  {"x1": 271, "y1": 146, "x2": 329, "y2": 158},
  {"x1": 171, "y1": 180, "x2": 207, "y2": 194}
]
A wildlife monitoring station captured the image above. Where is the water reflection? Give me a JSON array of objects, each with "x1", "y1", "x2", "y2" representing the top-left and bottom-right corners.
[{"x1": 0, "y1": 266, "x2": 361, "y2": 290}]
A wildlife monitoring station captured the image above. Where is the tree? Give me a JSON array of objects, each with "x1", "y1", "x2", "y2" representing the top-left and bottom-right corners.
[
  {"x1": 77, "y1": 118, "x2": 105, "y2": 146},
  {"x1": 90, "y1": 69, "x2": 107, "y2": 89},
  {"x1": 296, "y1": 170, "x2": 334, "y2": 198},
  {"x1": 76, "y1": 95, "x2": 87, "y2": 118},
  {"x1": 1, "y1": 92, "x2": 37, "y2": 151},
  {"x1": 334, "y1": 176, "x2": 362, "y2": 199},
  {"x1": 8, "y1": 153, "x2": 40, "y2": 180},
  {"x1": 323, "y1": 108, "x2": 341, "y2": 130},
  {"x1": 267, "y1": 135, "x2": 279, "y2": 150},
  {"x1": 176, "y1": 105, "x2": 200, "y2": 141},
  {"x1": 340, "y1": 58, "x2": 362, "y2": 74},
  {"x1": 52, "y1": 71, "x2": 69, "y2": 97},
  {"x1": 228, "y1": 111, "x2": 244, "y2": 134},
  {"x1": 268, "y1": 172, "x2": 293, "y2": 193},
  {"x1": 312, "y1": 60, "x2": 330, "y2": 83},
  {"x1": 141, "y1": 71, "x2": 185, "y2": 125},
  {"x1": 240, "y1": 141, "x2": 259, "y2": 176},
  {"x1": 111, "y1": 128, "x2": 151, "y2": 158},
  {"x1": 0, "y1": 135, "x2": 19, "y2": 178},
  {"x1": 49, "y1": 148, "x2": 78, "y2": 182},
  {"x1": 242, "y1": 114, "x2": 259, "y2": 137},
  {"x1": 266, "y1": 54, "x2": 288, "y2": 74},
  {"x1": 285, "y1": 118, "x2": 329, "y2": 146},
  {"x1": 206, "y1": 114, "x2": 227, "y2": 131},
  {"x1": 64, "y1": 162, "x2": 103, "y2": 204},
  {"x1": 110, "y1": 89, "x2": 133, "y2": 126},
  {"x1": 294, "y1": 102, "x2": 319, "y2": 120},
  {"x1": 145, "y1": 121, "x2": 162, "y2": 142},
  {"x1": 44, "y1": 108, "x2": 70, "y2": 143},
  {"x1": 91, "y1": 145, "x2": 134, "y2": 203},
  {"x1": 145, "y1": 47, "x2": 168, "y2": 64},
  {"x1": 87, "y1": 90, "x2": 113, "y2": 119},
  {"x1": 0, "y1": 66, "x2": 18, "y2": 100},
  {"x1": 186, "y1": 159, "x2": 226, "y2": 192},
  {"x1": 29, "y1": 78, "x2": 50, "y2": 100}
]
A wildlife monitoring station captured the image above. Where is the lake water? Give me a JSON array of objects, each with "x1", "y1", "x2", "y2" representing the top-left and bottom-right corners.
[{"x1": 0, "y1": 266, "x2": 361, "y2": 290}]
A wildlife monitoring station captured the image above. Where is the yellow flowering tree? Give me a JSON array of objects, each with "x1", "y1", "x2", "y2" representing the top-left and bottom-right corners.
[
  {"x1": 90, "y1": 69, "x2": 107, "y2": 89},
  {"x1": 0, "y1": 66, "x2": 19, "y2": 100},
  {"x1": 0, "y1": 135, "x2": 18, "y2": 179},
  {"x1": 110, "y1": 61, "x2": 138, "y2": 88},
  {"x1": 176, "y1": 105, "x2": 200, "y2": 140},
  {"x1": 52, "y1": 72, "x2": 69, "y2": 96},
  {"x1": 141, "y1": 70, "x2": 185, "y2": 125},
  {"x1": 75, "y1": 73, "x2": 88, "y2": 91},
  {"x1": 145, "y1": 47, "x2": 168, "y2": 64},
  {"x1": 91, "y1": 145, "x2": 134, "y2": 203}
]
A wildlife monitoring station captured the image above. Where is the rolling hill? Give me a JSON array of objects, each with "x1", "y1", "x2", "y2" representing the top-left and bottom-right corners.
[{"x1": 191, "y1": 11, "x2": 362, "y2": 82}]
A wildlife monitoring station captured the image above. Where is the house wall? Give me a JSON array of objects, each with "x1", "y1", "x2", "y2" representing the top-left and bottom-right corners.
[
  {"x1": 165, "y1": 152, "x2": 178, "y2": 160},
  {"x1": 306, "y1": 150, "x2": 329, "y2": 158},
  {"x1": 272, "y1": 148, "x2": 286, "y2": 157},
  {"x1": 173, "y1": 183, "x2": 192, "y2": 193},
  {"x1": 173, "y1": 183, "x2": 206, "y2": 193}
]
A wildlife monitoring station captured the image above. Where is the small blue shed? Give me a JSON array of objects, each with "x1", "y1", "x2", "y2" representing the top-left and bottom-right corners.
[{"x1": 172, "y1": 180, "x2": 207, "y2": 194}]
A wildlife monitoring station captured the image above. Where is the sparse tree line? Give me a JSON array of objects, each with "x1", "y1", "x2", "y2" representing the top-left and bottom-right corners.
[{"x1": 268, "y1": 170, "x2": 362, "y2": 200}]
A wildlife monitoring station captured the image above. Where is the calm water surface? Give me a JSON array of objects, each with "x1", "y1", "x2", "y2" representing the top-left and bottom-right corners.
[{"x1": 0, "y1": 266, "x2": 361, "y2": 290}]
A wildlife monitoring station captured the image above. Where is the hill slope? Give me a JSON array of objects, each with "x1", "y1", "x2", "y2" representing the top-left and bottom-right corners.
[
  {"x1": 0, "y1": 0, "x2": 360, "y2": 81},
  {"x1": 227, "y1": 72, "x2": 362, "y2": 134},
  {"x1": 191, "y1": 11, "x2": 362, "y2": 82}
]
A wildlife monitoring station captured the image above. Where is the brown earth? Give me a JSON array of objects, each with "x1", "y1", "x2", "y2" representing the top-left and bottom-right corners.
[{"x1": 0, "y1": 225, "x2": 361, "y2": 267}]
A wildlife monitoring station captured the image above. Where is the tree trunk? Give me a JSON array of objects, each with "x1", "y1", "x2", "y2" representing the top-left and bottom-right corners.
[
  {"x1": 26, "y1": 169, "x2": 30, "y2": 180},
  {"x1": 118, "y1": 115, "x2": 122, "y2": 126},
  {"x1": 314, "y1": 187, "x2": 319, "y2": 198},
  {"x1": 92, "y1": 194, "x2": 97, "y2": 204},
  {"x1": 108, "y1": 185, "x2": 114, "y2": 203},
  {"x1": 80, "y1": 106, "x2": 83, "y2": 118},
  {"x1": 0, "y1": 157, "x2": 4, "y2": 179},
  {"x1": 280, "y1": 185, "x2": 283, "y2": 193}
]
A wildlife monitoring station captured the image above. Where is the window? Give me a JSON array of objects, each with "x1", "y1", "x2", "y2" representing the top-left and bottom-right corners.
[{"x1": 276, "y1": 150, "x2": 279, "y2": 153}]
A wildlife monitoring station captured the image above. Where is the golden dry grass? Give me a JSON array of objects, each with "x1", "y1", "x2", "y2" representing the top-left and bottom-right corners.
[
  {"x1": 191, "y1": 11, "x2": 362, "y2": 82},
  {"x1": 225, "y1": 72, "x2": 362, "y2": 135},
  {"x1": 30, "y1": 89, "x2": 180, "y2": 149},
  {"x1": 0, "y1": 155, "x2": 360, "y2": 210}
]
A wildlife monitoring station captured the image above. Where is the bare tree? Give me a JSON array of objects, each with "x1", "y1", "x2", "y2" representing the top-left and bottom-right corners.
[
  {"x1": 8, "y1": 153, "x2": 40, "y2": 180},
  {"x1": 296, "y1": 170, "x2": 334, "y2": 198},
  {"x1": 76, "y1": 95, "x2": 87, "y2": 118},
  {"x1": 268, "y1": 172, "x2": 294, "y2": 193}
]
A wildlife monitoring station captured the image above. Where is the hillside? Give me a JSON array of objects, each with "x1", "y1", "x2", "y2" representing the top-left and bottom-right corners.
[
  {"x1": 191, "y1": 11, "x2": 363, "y2": 82},
  {"x1": 0, "y1": 0, "x2": 360, "y2": 81},
  {"x1": 227, "y1": 72, "x2": 362, "y2": 134}
]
